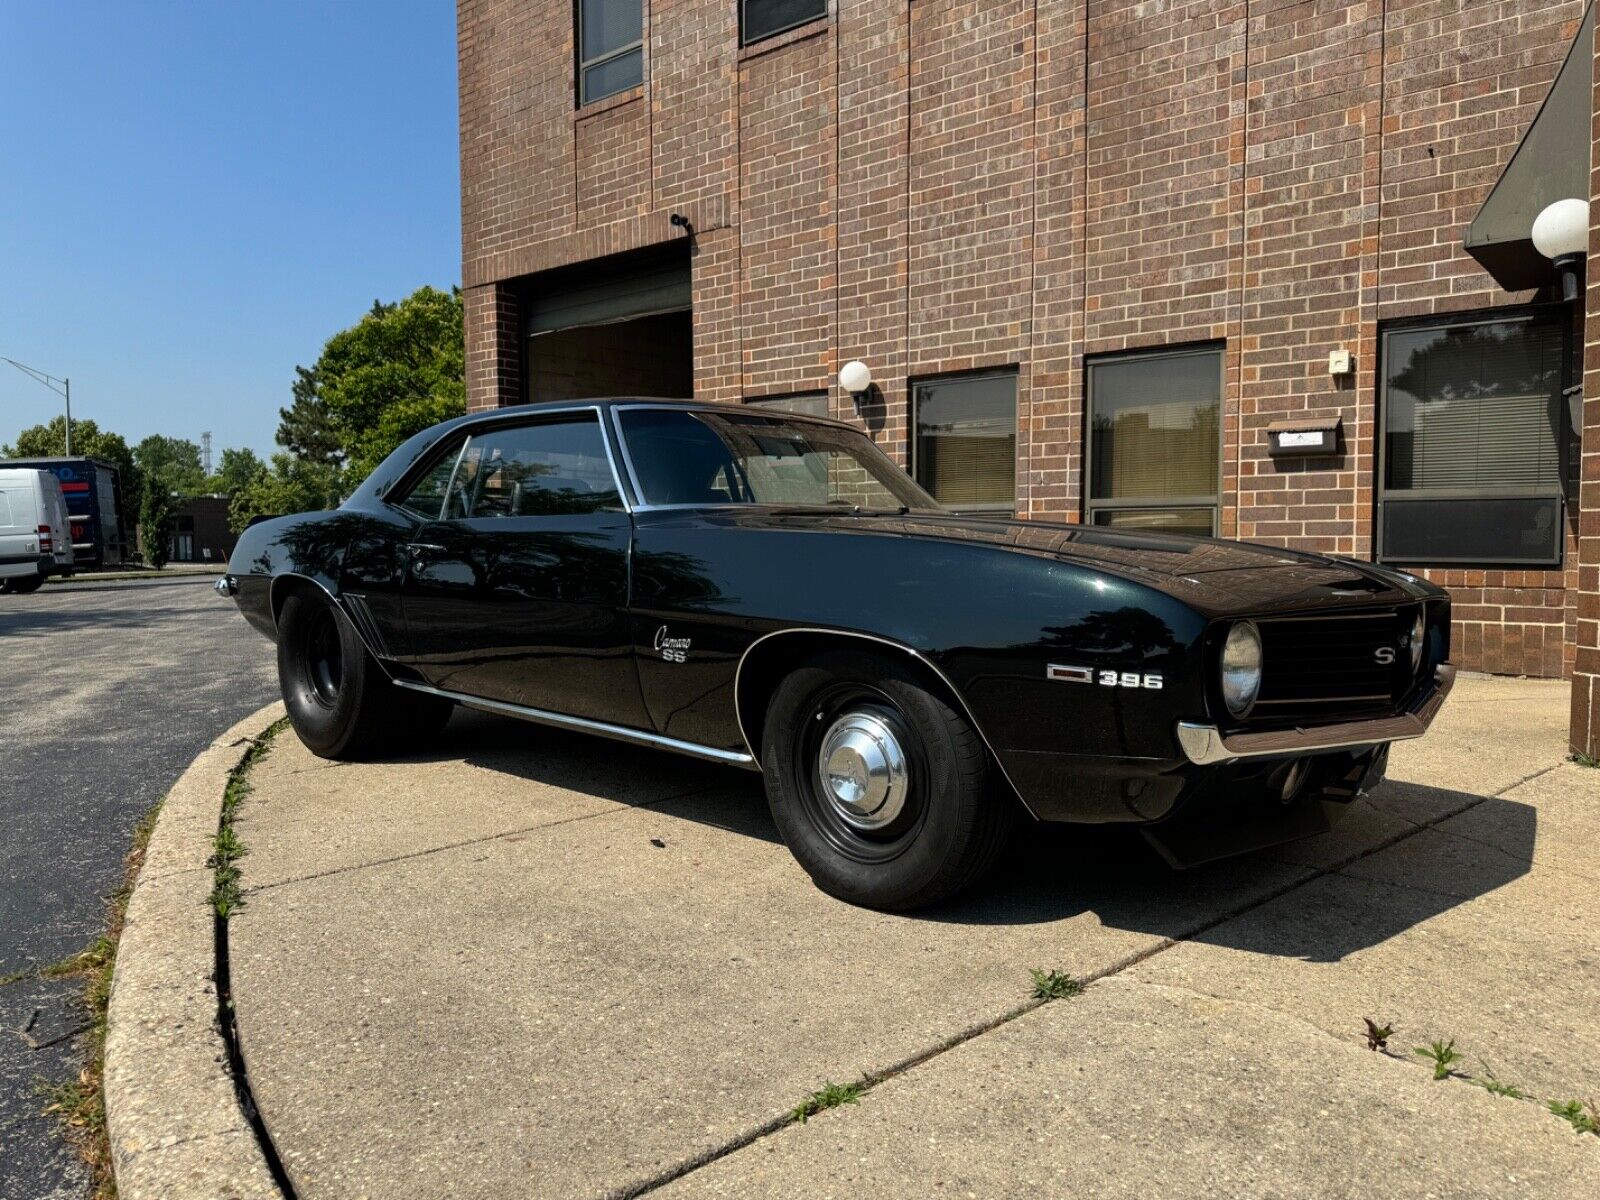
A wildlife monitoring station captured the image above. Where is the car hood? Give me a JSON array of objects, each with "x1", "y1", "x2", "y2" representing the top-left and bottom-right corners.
[{"x1": 728, "y1": 509, "x2": 1435, "y2": 618}]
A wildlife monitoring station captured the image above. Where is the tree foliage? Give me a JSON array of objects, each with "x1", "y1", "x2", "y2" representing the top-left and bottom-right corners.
[
  {"x1": 138, "y1": 477, "x2": 175, "y2": 568},
  {"x1": 211, "y1": 447, "x2": 264, "y2": 496},
  {"x1": 227, "y1": 453, "x2": 344, "y2": 534},
  {"x1": 276, "y1": 365, "x2": 342, "y2": 467},
  {"x1": 315, "y1": 286, "x2": 465, "y2": 484},
  {"x1": 133, "y1": 434, "x2": 206, "y2": 498},
  {"x1": 2, "y1": 416, "x2": 139, "y2": 497}
]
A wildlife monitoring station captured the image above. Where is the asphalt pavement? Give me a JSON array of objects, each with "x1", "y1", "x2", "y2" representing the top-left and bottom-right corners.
[{"x1": 0, "y1": 576, "x2": 276, "y2": 1200}]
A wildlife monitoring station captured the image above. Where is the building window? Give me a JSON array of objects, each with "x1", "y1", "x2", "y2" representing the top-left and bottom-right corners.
[
  {"x1": 747, "y1": 392, "x2": 829, "y2": 419},
  {"x1": 577, "y1": 0, "x2": 643, "y2": 105},
  {"x1": 1378, "y1": 310, "x2": 1567, "y2": 566},
  {"x1": 740, "y1": 0, "x2": 827, "y2": 47},
  {"x1": 912, "y1": 371, "x2": 1017, "y2": 514},
  {"x1": 1086, "y1": 345, "x2": 1222, "y2": 536}
]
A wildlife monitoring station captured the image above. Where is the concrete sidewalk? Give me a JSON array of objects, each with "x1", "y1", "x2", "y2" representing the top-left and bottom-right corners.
[{"x1": 227, "y1": 675, "x2": 1599, "y2": 1198}]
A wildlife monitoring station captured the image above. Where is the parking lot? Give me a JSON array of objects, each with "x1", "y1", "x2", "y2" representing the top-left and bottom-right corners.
[{"x1": 0, "y1": 577, "x2": 275, "y2": 1199}]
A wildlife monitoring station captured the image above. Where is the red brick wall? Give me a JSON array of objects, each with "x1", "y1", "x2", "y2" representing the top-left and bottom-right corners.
[
  {"x1": 459, "y1": 0, "x2": 1589, "y2": 679},
  {"x1": 1575, "y1": 5, "x2": 1600, "y2": 754}
]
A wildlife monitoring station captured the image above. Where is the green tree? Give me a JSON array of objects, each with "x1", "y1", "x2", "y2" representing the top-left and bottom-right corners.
[
  {"x1": 277, "y1": 364, "x2": 343, "y2": 467},
  {"x1": 313, "y1": 286, "x2": 465, "y2": 484},
  {"x1": 228, "y1": 453, "x2": 344, "y2": 533},
  {"x1": 133, "y1": 434, "x2": 206, "y2": 498},
  {"x1": 138, "y1": 476, "x2": 176, "y2": 568},
  {"x1": 210, "y1": 447, "x2": 264, "y2": 496},
  {"x1": 3, "y1": 416, "x2": 139, "y2": 497}
]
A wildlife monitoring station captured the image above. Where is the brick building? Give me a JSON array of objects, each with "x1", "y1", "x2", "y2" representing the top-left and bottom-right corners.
[{"x1": 457, "y1": 0, "x2": 1600, "y2": 755}]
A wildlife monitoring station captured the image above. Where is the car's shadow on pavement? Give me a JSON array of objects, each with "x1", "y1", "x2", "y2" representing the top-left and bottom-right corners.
[{"x1": 415, "y1": 709, "x2": 1535, "y2": 964}]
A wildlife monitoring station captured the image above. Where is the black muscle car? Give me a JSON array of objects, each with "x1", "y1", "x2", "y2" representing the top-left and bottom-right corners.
[{"x1": 220, "y1": 399, "x2": 1454, "y2": 910}]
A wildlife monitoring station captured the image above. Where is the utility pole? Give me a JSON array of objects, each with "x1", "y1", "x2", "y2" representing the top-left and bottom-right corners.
[{"x1": 2, "y1": 357, "x2": 74, "y2": 455}]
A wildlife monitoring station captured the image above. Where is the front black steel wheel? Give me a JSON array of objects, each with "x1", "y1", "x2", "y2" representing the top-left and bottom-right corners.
[
  {"x1": 761, "y1": 649, "x2": 1015, "y2": 911},
  {"x1": 277, "y1": 590, "x2": 450, "y2": 760}
]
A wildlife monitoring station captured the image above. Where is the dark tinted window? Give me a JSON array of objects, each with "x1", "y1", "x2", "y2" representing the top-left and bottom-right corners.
[
  {"x1": 1378, "y1": 310, "x2": 1567, "y2": 565},
  {"x1": 741, "y1": 0, "x2": 827, "y2": 46},
  {"x1": 578, "y1": 0, "x2": 643, "y2": 105},
  {"x1": 1086, "y1": 346, "x2": 1221, "y2": 536},
  {"x1": 393, "y1": 437, "x2": 465, "y2": 520},
  {"x1": 617, "y1": 407, "x2": 936, "y2": 511},
  {"x1": 455, "y1": 417, "x2": 621, "y2": 518},
  {"x1": 912, "y1": 372, "x2": 1017, "y2": 513}
]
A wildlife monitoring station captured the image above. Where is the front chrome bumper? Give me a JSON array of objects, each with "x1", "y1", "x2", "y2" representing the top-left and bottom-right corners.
[
  {"x1": 1176, "y1": 663, "x2": 1456, "y2": 766},
  {"x1": 214, "y1": 575, "x2": 238, "y2": 597}
]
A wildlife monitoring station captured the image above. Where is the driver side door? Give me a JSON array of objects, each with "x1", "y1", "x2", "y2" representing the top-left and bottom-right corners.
[{"x1": 397, "y1": 412, "x2": 646, "y2": 729}]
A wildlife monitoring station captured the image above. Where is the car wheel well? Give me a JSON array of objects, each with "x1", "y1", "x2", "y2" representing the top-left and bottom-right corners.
[
  {"x1": 735, "y1": 631, "x2": 1024, "y2": 808},
  {"x1": 269, "y1": 574, "x2": 332, "y2": 633}
]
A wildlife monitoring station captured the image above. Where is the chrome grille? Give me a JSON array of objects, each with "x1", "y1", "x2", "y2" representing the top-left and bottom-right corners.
[{"x1": 1251, "y1": 608, "x2": 1416, "y2": 723}]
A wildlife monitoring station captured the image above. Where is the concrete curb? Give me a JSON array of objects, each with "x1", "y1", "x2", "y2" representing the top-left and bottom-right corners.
[{"x1": 104, "y1": 700, "x2": 288, "y2": 1200}]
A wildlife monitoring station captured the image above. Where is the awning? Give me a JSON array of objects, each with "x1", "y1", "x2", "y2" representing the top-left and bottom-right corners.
[{"x1": 1464, "y1": 3, "x2": 1592, "y2": 291}]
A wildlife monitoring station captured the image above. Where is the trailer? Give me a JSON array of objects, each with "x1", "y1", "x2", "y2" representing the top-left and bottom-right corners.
[{"x1": 0, "y1": 456, "x2": 128, "y2": 568}]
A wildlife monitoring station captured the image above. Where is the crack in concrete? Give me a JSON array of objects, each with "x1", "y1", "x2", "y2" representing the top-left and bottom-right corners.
[
  {"x1": 618, "y1": 761, "x2": 1574, "y2": 1196},
  {"x1": 241, "y1": 781, "x2": 743, "y2": 896}
]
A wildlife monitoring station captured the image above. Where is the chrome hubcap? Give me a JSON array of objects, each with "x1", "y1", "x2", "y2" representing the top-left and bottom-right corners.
[{"x1": 816, "y1": 710, "x2": 909, "y2": 832}]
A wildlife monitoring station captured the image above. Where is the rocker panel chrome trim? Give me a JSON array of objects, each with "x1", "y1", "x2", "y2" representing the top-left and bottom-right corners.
[{"x1": 392, "y1": 680, "x2": 758, "y2": 769}]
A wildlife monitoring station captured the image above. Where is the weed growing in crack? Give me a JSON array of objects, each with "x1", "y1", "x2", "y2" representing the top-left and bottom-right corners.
[
  {"x1": 207, "y1": 723, "x2": 284, "y2": 919},
  {"x1": 790, "y1": 1079, "x2": 866, "y2": 1124},
  {"x1": 1473, "y1": 1061, "x2": 1526, "y2": 1100},
  {"x1": 1363, "y1": 1018, "x2": 1394, "y2": 1052},
  {"x1": 1414, "y1": 1038, "x2": 1464, "y2": 1080},
  {"x1": 1030, "y1": 969, "x2": 1084, "y2": 1001},
  {"x1": 1547, "y1": 1099, "x2": 1599, "y2": 1135},
  {"x1": 1571, "y1": 751, "x2": 1598, "y2": 769}
]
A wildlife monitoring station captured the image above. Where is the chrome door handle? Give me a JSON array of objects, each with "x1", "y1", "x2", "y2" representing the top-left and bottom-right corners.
[{"x1": 407, "y1": 542, "x2": 446, "y2": 556}]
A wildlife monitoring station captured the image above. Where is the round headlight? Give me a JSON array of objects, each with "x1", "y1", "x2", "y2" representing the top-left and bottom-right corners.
[
  {"x1": 1221, "y1": 621, "x2": 1263, "y2": 718},
  {"x1": 1410, "y1": 610, "x2": 1426, "y2": 673}
]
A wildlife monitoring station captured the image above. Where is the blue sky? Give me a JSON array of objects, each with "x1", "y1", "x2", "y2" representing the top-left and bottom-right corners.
[{"x1": 1, "y1": 1, "x2": 461, "y2": 460}]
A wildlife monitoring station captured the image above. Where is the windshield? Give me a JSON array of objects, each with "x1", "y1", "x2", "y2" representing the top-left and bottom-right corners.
[{"x1": 615, "y1": 407, "x2": 943, "y2": 513}]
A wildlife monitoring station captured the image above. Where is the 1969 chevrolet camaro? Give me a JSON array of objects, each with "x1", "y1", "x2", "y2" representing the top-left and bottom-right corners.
[{"x1": 220, "y1": 399, "x2": 1454, "y2": 910}]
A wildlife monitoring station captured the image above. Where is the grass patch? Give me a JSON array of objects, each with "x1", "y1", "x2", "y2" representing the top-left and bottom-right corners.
[
  {"x1": 1571, "y1": 751, "x2": 1598, "y2": 769},
  {"x1": 789, "y1": 1079, "x2": 867, "y2": 1124},
  {"x1": 1362, "y1": 1018, "x2": 1394, "y2": 1052},
  {"x1": 1029, "y1": 968, "x2": 1084, "y2": 1001},
  {"x1": 207, "y1": 722, "x2": 284, "y2": 919},
  {"x1": 37, "y1": 796, "x2": 166, "y2": 1199},
  {"x1": 1548, "y1": 1099, "x2": 1600, "y2": 1136}
]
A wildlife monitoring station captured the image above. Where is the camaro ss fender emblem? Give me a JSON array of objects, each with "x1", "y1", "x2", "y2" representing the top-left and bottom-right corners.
[
  {"x1": 1374, "y1": 645, "x2": 1396, "y2": 665},
  {"x1": 654, "y1": 625, "x2": 692, "y2": 664},
  {"x1": 1048, "y1": 664, "x2": 1162, "y2": 690}
]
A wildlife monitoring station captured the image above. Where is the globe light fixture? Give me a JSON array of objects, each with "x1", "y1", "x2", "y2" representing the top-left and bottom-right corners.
[
  {"x1": 839, "y1": 360, "x2": 873, "y2": 400},
  {"x1": 1531, "y1": 197, "x2": 1589, "y2": 301}
]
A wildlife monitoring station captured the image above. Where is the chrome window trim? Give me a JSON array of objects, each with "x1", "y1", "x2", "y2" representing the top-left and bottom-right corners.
[
  {"x1": 392, "y1": 680, "x2": 756, "y2": 769},
  {"x1": 731, "y1": 625, "x2": 1040, "y2": 820}
]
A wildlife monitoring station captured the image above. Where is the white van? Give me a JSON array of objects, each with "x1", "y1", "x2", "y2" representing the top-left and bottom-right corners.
[{"x1": 0, "y1": 468, "x2": 75, "y2": 594}]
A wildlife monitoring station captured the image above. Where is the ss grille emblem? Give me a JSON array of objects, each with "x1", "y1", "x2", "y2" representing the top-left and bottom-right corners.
[{"x1": 1374, "y1": 645, "x2": 1396, "y2": 665}]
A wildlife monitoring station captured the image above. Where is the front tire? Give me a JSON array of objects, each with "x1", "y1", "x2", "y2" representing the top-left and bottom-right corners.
[
  {"x1": 760, "y1": 650, "x2": 1015, "y2": 911},
  {"x1": 277, "y1": 590, "x2": 451, "y2": 759}
]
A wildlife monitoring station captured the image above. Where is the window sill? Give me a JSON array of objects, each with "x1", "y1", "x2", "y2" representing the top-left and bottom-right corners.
[
  {"x1": 738, "y1": 18, "x2": 830, "y2": 63},
  {"x1": 574, "y1": 85, "x2": 644, "y2": 123}
]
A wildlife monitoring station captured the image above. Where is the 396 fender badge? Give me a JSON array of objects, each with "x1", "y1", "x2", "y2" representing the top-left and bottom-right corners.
[{"x1": 1048, "y1": 663, "x2": 1162, "y2": 689}]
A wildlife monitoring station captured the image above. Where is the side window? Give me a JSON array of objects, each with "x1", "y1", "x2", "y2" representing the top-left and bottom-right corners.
[
  {"x1": 393, "y1": 437, "x2": 466, "y2": 520},
  {"x1": 459, "y1": 416, "x2": 622, "y2": 518}
]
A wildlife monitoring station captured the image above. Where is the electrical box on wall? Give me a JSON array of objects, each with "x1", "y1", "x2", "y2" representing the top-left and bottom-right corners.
[
  {"x1": 1268, "y1": 416, "x2": 1343, "y2": 458},
  {"x1": 1328, "y1": 348, "x2": 1352, "y2": 376}
]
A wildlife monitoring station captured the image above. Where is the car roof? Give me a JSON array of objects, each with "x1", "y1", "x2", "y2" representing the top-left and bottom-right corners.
[{"x1": 460, "y1": 397, "x2": 857, "y2": 432}]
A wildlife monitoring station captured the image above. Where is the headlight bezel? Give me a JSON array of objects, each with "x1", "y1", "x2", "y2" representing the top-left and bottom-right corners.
[
  {"x1": 1409, "y1": 609, "x2": 1426, "y2": 674},
  {"x1": 1221, "y1": 620, "x2": 1263, "y2": 720}
]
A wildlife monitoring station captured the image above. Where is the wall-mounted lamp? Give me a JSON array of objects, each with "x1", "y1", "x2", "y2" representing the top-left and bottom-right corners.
[
  {"x1": 1532, "y1": 197, "x2": 1589, "y2": 302},
  {"x1": 669, "y1": 211, "x2": 694, "y2": 238},
  {"x1": 839, "y1": 359, "x2": 873, "y2": 407}
]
